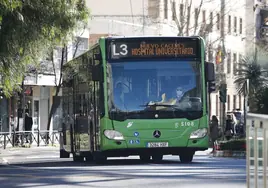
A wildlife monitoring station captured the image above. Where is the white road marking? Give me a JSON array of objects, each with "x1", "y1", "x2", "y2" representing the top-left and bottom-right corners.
[{"x1": 26, "y1": 155, "x2": 59, "y2": 159}]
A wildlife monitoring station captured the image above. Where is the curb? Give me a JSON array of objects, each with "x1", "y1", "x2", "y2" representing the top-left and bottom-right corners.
[
  {"x1": 213, "y1": 150, "x2": 246, "y2": 159},
  {"x1": 0, "y1": 157, "x2": 9, "y2": 165}
]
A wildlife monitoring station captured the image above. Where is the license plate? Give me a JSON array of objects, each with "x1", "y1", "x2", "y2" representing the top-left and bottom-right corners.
[{"x1": 147, "y1": 142, "x2": 168, "y2": 148}]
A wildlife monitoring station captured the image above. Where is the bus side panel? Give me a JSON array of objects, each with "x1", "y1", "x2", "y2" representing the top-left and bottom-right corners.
[{"x1": 75, "y1": 116, "x2": 90, "y2": 152}]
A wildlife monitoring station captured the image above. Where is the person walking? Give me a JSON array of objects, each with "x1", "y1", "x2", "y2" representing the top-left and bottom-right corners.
[
  {"x1": 225, "y1": 114, "x2": 234, "y2": 140},
  {"x1": 210, "y1": 115, "x2": 219, "y2": 153},
  {"x1": 24, "y1": 111, "x2": 33, "y2": 143}
]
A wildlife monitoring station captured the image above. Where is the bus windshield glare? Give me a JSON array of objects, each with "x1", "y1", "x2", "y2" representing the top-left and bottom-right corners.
[{"x1": 107, "y1": 60, "x2": 203, "y2": 119}]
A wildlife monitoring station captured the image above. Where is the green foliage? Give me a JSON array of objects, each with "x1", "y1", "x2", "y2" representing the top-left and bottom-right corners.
[
  {"x1": 234, "y1": 54, "x2": 268, "y2": 112},
  {"x1": 234, "y1": 55, "x2": 268, "y2": 96},
  {"x1": 219, "y1": 139, "x2": 246, "y2": 151},
  {"x1": 254, "y1": 87, "x2": 268, "y2": 114},
  {"x1": 0, "y1": 0, "x2": 90, "y2": 97}
]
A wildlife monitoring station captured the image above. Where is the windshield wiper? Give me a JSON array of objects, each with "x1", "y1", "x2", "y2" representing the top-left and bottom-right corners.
[{"x1": 140, "y1": 103, "x2": 183, "y2": 110}]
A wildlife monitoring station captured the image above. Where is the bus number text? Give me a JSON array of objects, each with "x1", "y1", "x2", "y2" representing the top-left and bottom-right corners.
[{"x1": 112, "y1": 44, "x2": 128, "y2": 56}]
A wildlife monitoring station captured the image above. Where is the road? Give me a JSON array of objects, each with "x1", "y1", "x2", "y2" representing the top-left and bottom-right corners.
[{"x1": 0, "y1": 147, "x2": 246, "y2": 188}]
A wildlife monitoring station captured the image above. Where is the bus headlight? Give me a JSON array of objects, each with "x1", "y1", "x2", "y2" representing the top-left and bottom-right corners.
[
  {"x1": 189, "y1": 128, "x2": 208, "y2": 139},
  {"x1": 104, "y1": 130, "x2": 124, "y2": 140}
]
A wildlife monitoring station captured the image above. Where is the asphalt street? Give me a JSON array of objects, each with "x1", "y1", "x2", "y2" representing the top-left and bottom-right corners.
[{"x1": 0, "y1": 147, "x2": 246, "y2": 188}]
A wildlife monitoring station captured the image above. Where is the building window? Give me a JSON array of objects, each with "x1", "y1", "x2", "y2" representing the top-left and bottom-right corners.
[
  {"x1": 233, "y1": 95, "x2": 236, "y2": 110},
  {"x1": 217, "y1": 13, "x2": 220, "y2": 30},
  {"x1": 164, "y1": 0, "x2": 168, "y2": 19},
  {"x1": 228, "y1": 15, "x2": 231, "y2": 34},
  {"x1": 227, "y1": 95, "x2": 230, "y2": 111},
  {"x1": 209, "y1": 12, "x2": 213, "y2": 32},
  {"x1": 208, "y1": 45, "x2": 213, "y2": 62},
  {"x1": 172, "y1": 1, "x2": 176, "y2": 20},
  {"x1": 180, "y1": 4, "x2": 183, "y2": 23},
  {"x1": 238, "y1": 53, "x2": 242, "y2": 75},
  {"x1": 227, "y1": 52, "x2": 231, "y2": 74},
  {"x1": 195, "y1": 8, "x2": 198, "y2": 29},
  {"x1": 239, "y1": 18, "x2": 243, "y2": 34},
  {"x1": 233, "y1": 53, "x2": 237, "y2": 75},
  {"x1": 216, "y1": 95, "x2": 219, "y2": 116},
  {"x1": 234, "y1": 16, "x2": 237, "y2": 33},
  {"x1": 202, "y1": 10, "x2": 206, "y2": 23}
]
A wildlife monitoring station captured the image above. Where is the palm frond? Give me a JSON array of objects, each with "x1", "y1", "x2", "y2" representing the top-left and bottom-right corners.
[{"x1": 234, "y1": 53, "x2": 268, "y2": 96}]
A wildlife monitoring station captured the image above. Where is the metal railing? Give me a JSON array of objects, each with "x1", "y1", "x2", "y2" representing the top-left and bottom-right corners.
[
  {"x1": 0, "y1": 130, "x2": 59, "y2": 149},
  {"x1": 247, "y1": 113, "x2": 268, "y2": 188}
]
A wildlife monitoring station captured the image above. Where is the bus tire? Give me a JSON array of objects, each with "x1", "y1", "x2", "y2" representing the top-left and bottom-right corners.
[
  {"x1": 179, "y1": 152, "x2": 194, "y2": 163},
  {"x1": 73, "y1": 155, "x2": 84, "y2": 162},
  {"x1": 85, "y1": 154, "x2": 94, "y2": 162},
  {"x1": 93, "y1": 152, "x2": 107, "y2": 164},
  {"x1": 152, "y1": 155, "x2": 163, "y2": 163},
  {"x1": 60, "y1": 149, "x2": 70, "y2": 158},
  {"x1": 139, "y1": 155, "x2": 151, "y2": 162}
]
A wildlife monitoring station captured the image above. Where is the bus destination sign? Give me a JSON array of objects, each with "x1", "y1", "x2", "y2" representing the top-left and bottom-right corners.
[{"x1": 109, "y1": 39, "x2": 199, "y2": 59}]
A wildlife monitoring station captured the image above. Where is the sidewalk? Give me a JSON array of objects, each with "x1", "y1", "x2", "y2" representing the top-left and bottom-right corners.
[{"x1": 0, "y1": 146, "x2": 60, "y2": 165}]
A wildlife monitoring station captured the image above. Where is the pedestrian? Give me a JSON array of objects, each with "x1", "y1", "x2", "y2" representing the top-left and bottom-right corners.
[
  {"x1": 225, "y1": 114, "x2": 234, "y2": 140},
  {"x1": 210, "y1": 115, "x2": 219, "y2": 153},
  {"x1": 24, "y1": 111, "x2": 33, "y2": 143}
]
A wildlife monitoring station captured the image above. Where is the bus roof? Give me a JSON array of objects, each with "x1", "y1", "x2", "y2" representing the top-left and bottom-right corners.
[{"x1": 102, "y1": 35, "x2": 202, "y2": 40}]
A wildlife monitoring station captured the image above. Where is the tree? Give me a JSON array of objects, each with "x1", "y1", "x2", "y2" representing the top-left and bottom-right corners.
[
  {"x1": 255, "y1": 87, "x2": 268, "y2": 114},
  {"x1": 46, "y1": 29, "x2": 88, "y2": 132},
  {"x1": 234, "y1": 53, "x2": 268, "y2": 112},
  {"x1": 0, "y1": 0, "x2": 90, "y2": 97}
]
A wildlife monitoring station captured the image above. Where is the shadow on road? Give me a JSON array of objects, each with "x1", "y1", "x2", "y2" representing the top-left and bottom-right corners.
[
  {"x1": 0, "y1": 157, "x2": 246, "y2": 188},
  {"x1": 8, "y1": 158, "x2": 207, "y2": 167}
]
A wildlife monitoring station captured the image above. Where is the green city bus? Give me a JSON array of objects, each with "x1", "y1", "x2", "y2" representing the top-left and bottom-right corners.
[{"x1": 59, "y1": 36, "x2": 215, "y2": 163}]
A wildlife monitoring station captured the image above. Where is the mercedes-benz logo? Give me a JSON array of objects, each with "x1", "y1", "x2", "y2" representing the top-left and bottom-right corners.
[{"x1": 153, "y1": 130, "x2": 161, "y2": 138}]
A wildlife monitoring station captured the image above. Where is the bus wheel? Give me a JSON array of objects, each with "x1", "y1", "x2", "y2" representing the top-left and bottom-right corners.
[
  {"x1": 85, "y1": 154, "x2": 94, "y2": 162},
  {"x1": 94, "y1": 153, "x2": 107, "y2": 164},
  {"x1": 73, "y1": 155, "x2": 84, "y2": 162},
  {"x1": 152, "y1": 155, "x2": 163, "y2": 163},
  {"x1": 60, "y1": 149, "x2": 70, "y2": 158},
  {"x1": 179, "y1": 153, "x2": 194, "y2": 163},
  {"x1": 139, "y1": 155, "x2": 151, "y2": 162}
]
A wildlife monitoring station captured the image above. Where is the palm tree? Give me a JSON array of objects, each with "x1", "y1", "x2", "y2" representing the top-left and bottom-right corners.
[
  {"x1": 234, "y1": 54, "x2": 268, "y2": 111},
  {"x1": 235, "y1": 55, "x2": 268, "y2": 95}
]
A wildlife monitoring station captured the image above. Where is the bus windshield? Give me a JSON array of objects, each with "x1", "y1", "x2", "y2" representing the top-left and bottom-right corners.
[{"x1": 107, "y1": 60, "x2": 203, "y2": 119}]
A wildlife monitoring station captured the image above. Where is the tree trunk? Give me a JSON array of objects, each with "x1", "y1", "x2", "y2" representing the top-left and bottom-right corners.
[
  {"x1": 46, "y1": 45, "x2": 66, "y2": 133},
  {"x1": 46, "y1": 85, "x2": 61, "y2": 131}
]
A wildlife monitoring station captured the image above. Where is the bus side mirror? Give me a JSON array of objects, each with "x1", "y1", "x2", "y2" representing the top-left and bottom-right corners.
[
  {"x1": 92, "y1": 64, "x2": 103, "y2": 82},
  {"x1": 205, "y1": 62, "x2": 215, "y2": 82}
]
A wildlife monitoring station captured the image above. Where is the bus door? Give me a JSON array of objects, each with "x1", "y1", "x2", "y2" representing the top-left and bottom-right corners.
[
  {"x1": 91, "y1": 47, "x2": 103, "y2": 152},
  {"x1": 73, "y1": 73, "x2": 92, "y2": 153},
  {"x1": 92, "y1": 81, "x2": 101, "y2": 151},
  {"x1": 73, "y1": 91, "x2": 91, "y2": 153},
  {"x1": 73, "y1": 75, "x2": 80, "y2": 153},
  {"x1": 75, "y1": 114, "x2": 90, "y2": 152}
]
